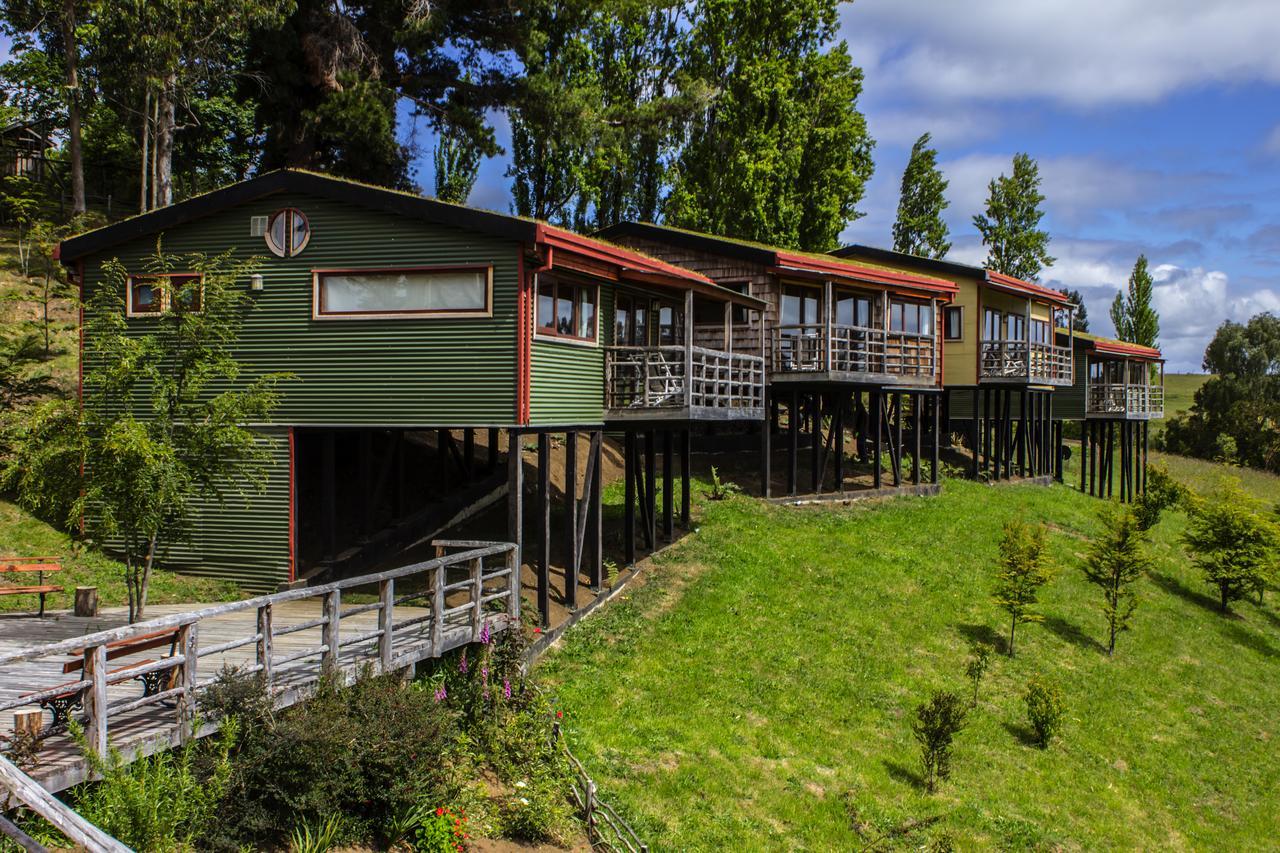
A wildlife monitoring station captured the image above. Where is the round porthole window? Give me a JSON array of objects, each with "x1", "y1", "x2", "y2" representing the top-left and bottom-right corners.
[{"x1": 265, "y1": 208, "x2": 310, "y2": 257}]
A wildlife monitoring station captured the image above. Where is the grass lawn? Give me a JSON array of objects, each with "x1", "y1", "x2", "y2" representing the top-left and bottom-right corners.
[
  {"x1": 1151, "y1": 373, "x2": 1209, "y2": 443},
  {"x1": 539, "y1": 465, "x2": 1279, "y2": 850},
  {"x1": 0, "y1": 499, "x2": 242, "y2": 614}
]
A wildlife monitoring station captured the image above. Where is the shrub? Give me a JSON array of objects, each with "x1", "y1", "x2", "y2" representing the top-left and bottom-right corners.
[
  {"x1": 964, "y1": 645, "x2": 991, "y2": 706},
  {"x1": 706, "y1": 465, "x2": 740, "y2": 500},
  {"x1": 1024, "y1": 677, "x2": 1064, "y2": 748},
  {"x1": 1182, "y1": 479, "x2": 1278, "y2": 612},
  {"x1": 1133, "y1": 464, "x2": 1188, "y2": 531},
  {"x1": 288, "y1": 814, "x2": 345, "y2": 853},
  {"x1": 911, "y1": 690, "x2": 968, "y2": 793},
  {"x1": 1082, "y1": 505, "x2": 1153, "y2": 655},
  {"x1": 992, "y1": 519, "x2": 1054, "y2": 656},
  {"x1": 70, "y1": 717, "x2": 237, "y2": 851},
  {"x1": 413, "y1": 807, "x2": 469, "y2": 852},
  {"x1": 204, "y1": 671, "x2": 460, "y2": 850}
]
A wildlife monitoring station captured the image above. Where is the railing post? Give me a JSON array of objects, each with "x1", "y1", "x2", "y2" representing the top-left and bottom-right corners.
[
  {"x1": 379, "y1": 578, "x2": 394, "y2": 670},
  {"x1": 83, "y1": 644, "x2": 107, "y2": 757},
  {"x1": 685, "y1": 289, "x2": 695, "y2": 408},
  {"x1": 257, "y1": 603, "x2": 273, "y2": 688},
  {"x1": 431, "y1": 562, "x2": 445, "y2": 655},
  {"x1": 322, "y1": 589, "x2": 341, "y2": 673},
  {"x1": 470, "y1": 557, "x2": 484, "y2": 642},
  {"x1": 506, "y1": 545, "x2": 520, "y2": 626},
  {"x1": 176, "y1": 622, "x2": 198, "y2": 738}
]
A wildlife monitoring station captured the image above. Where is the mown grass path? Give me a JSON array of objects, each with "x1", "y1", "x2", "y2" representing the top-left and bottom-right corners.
[{"x1": 540, "y1": 470, "x2": 1279, "y2": 850}]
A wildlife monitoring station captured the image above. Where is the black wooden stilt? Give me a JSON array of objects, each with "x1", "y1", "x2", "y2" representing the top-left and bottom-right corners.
[
  {"x1": 564, "y1": 431, "x2": 578, "y2": 609},
  {"x1": 1142, "y1": 422, "x2": 1149, "y2": 493},
  {"x1": 488, "y1": 427, "x2": 500, "y2": 474},
  {"x1": 761, "y1": 388, "x2": 773, "y2": 498},
  {"x1": 788, "y1": 390, "x2": 799, "y2": 495},
  {"x1": 855, "y1": 392, "x2": 869, "y2": 463},
  {"x1": 810, "y1": 394, "x2": 822, "y2": 494},
  {"x1": 463, "y1": 428, "x2": 475, "y2": 481},
  {"x1": 587, "y1": 430, "x2": 603, "y2": 588},
  {"x1": 1080, "y1": 421, "x2": 1088, "y2": 493},
  {"x1": 359, "y1": 432, "x2": 374, "y2": 535},
  {"x1": 912, "y1": 393, "x2": 922, "y2": 486},
  {"x1": 834, "y1": 392, "x2": 845, "y2": 491},
  {"x1": 323, "y1": 430, "x2": 337, "y2": 558},
  {"x1": 1018, "y1": 390, "x2": 1028, "y2": 477},
  {"x1": 662, "y1": 430, "x2": 674, "y2": 541},
  {"x1": 893, "y1": 393, "x2": 903, "y2": 487},
  {"x1": 873, "y1": 389, "x2": 883, "y2": 490},
  {"x1": 436, "y1": 428, "x2": 449, "y2": 494},
  {"x1": 536, "y1": 432, "x2": 551, "y2": 628},
  {"x1": 931, "y1": 394, "x2": 940, "y2": 485},
  {"x1": 623, "y1": 430, "x2": 636, "y2": 566},
  {"x1": 971, "y1": 390, "x2": 981, "y2": 479},
  {"x1": 982, "y1": 388, "x2": 992, "y2": 475},
  {"x1": 507, "y1": 428, "x2": 524, "y2": 583},
  {"x1": 681, "y1": 429, "x2": 692, "y2": 527},
  {"x1": 644, "y1": 430, "x2": 657, "y2": 549}
]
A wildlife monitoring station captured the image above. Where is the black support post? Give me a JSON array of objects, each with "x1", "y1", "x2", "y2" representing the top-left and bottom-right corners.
[
  {"x1": 564, "y1": 431, "x2": 578, "y2": 609},
  {"x1": 488, "y1": 427, "x2": 500, "y2": 474},
  {"x1": 788, "y1": 390, "x2": 799, "y2": 496},
  {"x1": 810, "y1": 394, "x2": 822, "y2": 494},
  {"x1": 644, "y1": 430, "x2": 657, "y2": 549},
  {"x1": 681, "y1": 429, "x2": 692, "y2": 528},
  {"x1": 623, "y1": 430, "x2": 636, "y2": 566},
  {"x1": 873, "y1": 389, "x2": 883, "y2": 490},
  {"x1": 323, "y1": 430, "x2": 337, "y2": 559},
  {"x1": 507, "y1": 428, "x2": 524, "y2": 587},
  {"x1": 662, "y1": 430, "x2": 674, "y2": 541},
  {"x1": 536, "y1": 432, "x2": 551, "y2": 628},
  {"x1": 761, "y1": 391, "x2": 772, "y2": 498},
  {"x1": 834, "y1": 392, "x2": 845, "y2": 491},
  {"x1": 587, "y1": 430, "x2": 603, "y2": 588}
]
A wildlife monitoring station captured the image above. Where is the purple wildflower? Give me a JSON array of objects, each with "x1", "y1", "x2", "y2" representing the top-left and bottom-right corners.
[
  {"x1": 434, "y1": 683, "x2": 448, "y2": 702},
  {"x1": 503, "y1": 679, "x2": 512, "y2": 699},
  {"x1": 480, "y1": 623, "x2": 491, "y2": 644},
  {"x1": 459, "y1": 650, "x2": 468, "y2": 674}
]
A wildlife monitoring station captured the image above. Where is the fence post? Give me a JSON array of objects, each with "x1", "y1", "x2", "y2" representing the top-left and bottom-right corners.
[
  {"x1": 506, "y1": 546, "x2": 520, "y2": 626},
  {"x1": 586, "y1": 779, "x2": 596, "y2": 835},
  {"x1": 176, "y1": 622, "x2": 198, "y2": 739},
  {"x1": 379, "y1": 578, "x2": 395, "y2": 670},
  {"x1": 257, "y1": 603, "x2": 273, "y2": 688},
  {"x1": 83, "y1": 644, "x2": 107, "y2": 757},
  {"x1": 470, "y1": 558, "x2": 483, "y2": 642},
  {"x1": 431, "y1": 563, "x2": 445, "y2": 655},
  {"x1": 322, "y1": 589, "x2": 341, "y2": 673}
]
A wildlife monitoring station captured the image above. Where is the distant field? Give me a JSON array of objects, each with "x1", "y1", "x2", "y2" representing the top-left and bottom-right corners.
[
  {"x1": 1153, "y1": 373, "x2": 1209, "y2": 440},
  {"x1": 542, "y1": 467, "x2": 1280, "y2": 850}
]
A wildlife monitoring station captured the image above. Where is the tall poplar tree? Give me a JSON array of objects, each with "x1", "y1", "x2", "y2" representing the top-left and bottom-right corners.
[
  {"x1": 973, "y1": 153, "x2": 1054, "y2": 281},
  {"x1": 892, "y1": 132, "x2": 950, "y2": 258},
  {"x1": 1118, "y1": 254, "x2": 1159, "y2": 347},
  {"x1": 665, "y1": 0, "x2": 875, "y2": 252}
]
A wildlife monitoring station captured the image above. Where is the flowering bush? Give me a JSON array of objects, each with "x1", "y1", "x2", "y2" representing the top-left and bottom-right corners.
[{"x1": 413, "y1": 807, "x2": 469, "y2": 852}]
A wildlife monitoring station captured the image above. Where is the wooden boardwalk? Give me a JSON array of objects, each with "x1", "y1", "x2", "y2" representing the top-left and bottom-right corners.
[{"x1": 0, "y1": 542, "x2": 519, "y2": 794}]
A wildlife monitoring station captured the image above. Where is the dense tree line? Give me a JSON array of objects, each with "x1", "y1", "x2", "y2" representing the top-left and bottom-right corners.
[{"x1": 1, "y1": 0, "x2": 878, "y2": 251}]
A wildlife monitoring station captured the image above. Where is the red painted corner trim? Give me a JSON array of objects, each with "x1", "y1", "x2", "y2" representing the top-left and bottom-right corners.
[{"x1": 288, "y1": 427, "x2": 296, "y2": 583}]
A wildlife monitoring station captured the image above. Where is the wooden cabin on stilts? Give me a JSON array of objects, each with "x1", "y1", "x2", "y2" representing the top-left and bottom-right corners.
[
  {"x1": 828, "y1": 246, "x2": 1075, "y2": 484},
  {"x1": 1055, "y1": 330, "x2": 1163, "y2": 501},
  {"x1": 597, "y1": 224, "x2": 957, "y2": 499}
]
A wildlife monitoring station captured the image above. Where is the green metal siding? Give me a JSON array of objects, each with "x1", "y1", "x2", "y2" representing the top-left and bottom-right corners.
[
  {"x1": 80, "y1": 192, "x2": 521, "y2": 426},
  {"x1": 1055, "y1": 344, "x2": 1089, "y2": 420},
  {"x1": 528, "y1": 287, "x2": 613, "y2": 425}
]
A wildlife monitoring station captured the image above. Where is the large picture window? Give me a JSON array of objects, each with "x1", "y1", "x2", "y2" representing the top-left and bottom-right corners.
[
  {"x1": 314, "y1": 266, "x2": 491, "y2": 318},
  {"x1": 126, "y1": 273, "x2": 203, "y2": 317},
  {"x1": 536, "y1": 278, "x2": 598, "y2": 342},
  {"x1": 889, "y1": 300, "x2": 933, "y2": 335}
]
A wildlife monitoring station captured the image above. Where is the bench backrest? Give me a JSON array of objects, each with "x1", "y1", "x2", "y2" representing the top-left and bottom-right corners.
[{"x1": 62, "y1": 629, "x2": 181, "y2": 674}]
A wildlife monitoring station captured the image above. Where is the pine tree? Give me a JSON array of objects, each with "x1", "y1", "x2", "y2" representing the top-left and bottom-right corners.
[
  {"x1": 1062, "y1": 289, "x2": 1089, "y2": 332},
  {"x1": 1110, "y1": 291, "x2": 1128, "y2": 341},
  {"x1": 892, "y1": 132, "x2": 951, "y2": 259},
  {"x1": 972, "y1": 153, "x2": 1055, "y2": 281},
  {"x1": 1082, "y1": 506, "x2": 1152, "y2": 655},
  {"x1": 992, "y1": 519, "x2": 1054, "y2": 656},
  {"x1": 1122, "y1": 255, "x2": 1159, "y2": 347}
]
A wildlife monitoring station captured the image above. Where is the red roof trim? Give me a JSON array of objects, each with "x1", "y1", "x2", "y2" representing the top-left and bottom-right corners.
[
  {"x1": 985, "y1": 270, "x2": 1072, "y2": 306},
  {"x1": 774, "y1": 251, "x2": 958, "y2": 295},
  {"x1": 1092, "y1": 339, "x2": 1162, "y2": 359},
  {"x1": 536, "y1": 224, "x2": 712, "y2": 286}
]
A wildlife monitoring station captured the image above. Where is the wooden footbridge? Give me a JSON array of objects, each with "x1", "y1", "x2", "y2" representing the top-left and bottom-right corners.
[{"x1": 0, "y1": 541, "x2": 519, "y2": 813}]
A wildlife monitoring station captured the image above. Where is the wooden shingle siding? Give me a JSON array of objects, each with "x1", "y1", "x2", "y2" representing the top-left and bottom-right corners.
[
  {"x1": 79, "y1": 192, "x2": 521, "y2": 427},
  {"x1": 611, "y1": 235, "x2": 775, "y2": 327}
]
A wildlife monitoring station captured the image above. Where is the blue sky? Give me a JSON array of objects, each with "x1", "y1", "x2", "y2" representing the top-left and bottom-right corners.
[{"x1": 402, "y1": 0, "x2": 1280, "y2": 371}]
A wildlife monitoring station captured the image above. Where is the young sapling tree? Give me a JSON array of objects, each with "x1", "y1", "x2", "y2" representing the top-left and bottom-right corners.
[
  {"x1": 1082, "y1": 505, "x2": 1152, "y2": 655},
  {"x1": 992, "y1": 519, "x2": 1054, "y2": 656},
  {"x1": 1024, "y1": 677, "x2": 1064, "y2": 748},
  {"x1": 911, "y1": 689, "x2": 968, "y2": 793},
  {"x1": 964, "y1": 644, "x2": 990, "y2": 707},
  {"x1": 1182, "y1": 480, "x2": 1278, "y2": 613}
]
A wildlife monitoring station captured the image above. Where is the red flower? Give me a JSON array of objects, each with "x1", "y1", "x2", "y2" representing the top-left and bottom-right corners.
[
  {"x1": 534, "y1": 627, "x2": 542, "y2": 634},
  {"x1": 556, "y1": 710, "x2": 563, "y2": 719},
  {"x1": 436, "y1": 807, "x2": 445, "y2": 817}
]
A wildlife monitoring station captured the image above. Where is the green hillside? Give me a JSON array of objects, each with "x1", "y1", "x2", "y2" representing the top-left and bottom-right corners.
[{"x1": 540, "y1": 458, "x2": 1280, "y2": 850}]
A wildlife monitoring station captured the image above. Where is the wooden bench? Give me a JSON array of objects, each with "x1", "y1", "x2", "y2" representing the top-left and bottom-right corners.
[
  {"x1": 21, "y1": 629, "x2": 181, "y2": 730},
  {"x1": 0, "y1": 557, "x2": 64, "y2": 616}
]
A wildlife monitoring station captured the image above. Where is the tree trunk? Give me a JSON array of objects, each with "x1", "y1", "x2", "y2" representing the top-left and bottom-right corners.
[
  {"x1": 1008, "y1": 617, "x2": 1016, "y2": 657},
  {"x1": 61, "y1": 0, "x2": 85, "y2": 215},
  {"x1": 1220, "y1": 586, "x2": 1229, "y2": 613},
  {"x1": 139, "y1": 90, "x2": 150, "y2": 213},
  {"x1": 1107, "y1": 620, "x2": 1115, "y2": 656},
  {"x1": 137, "y1": 532, "x2": 158, "y2": 622},
  {"x1": 155, "y1": 76, "x2": 177, "y2": 208}
]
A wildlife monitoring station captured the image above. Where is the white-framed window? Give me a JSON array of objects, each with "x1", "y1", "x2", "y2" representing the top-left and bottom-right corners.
[
  {"x1": 944, "y1": 306, "x2": 964, "y2": 341},
  {"x1": 313, "y1": 266, "x2": 492, "y2": 319},
  {"x1": 126, "y1": 273, "x2": 203, "y2": 317},
  {"x1": 889, "y1": 299, "x2": 933, "y2": 336},
  {"x1": 537, "y1": 277, "x2": 598, "y2": 343},
  {"x1": 266, "y1": 208, "x2": 310, "y2": 258}
]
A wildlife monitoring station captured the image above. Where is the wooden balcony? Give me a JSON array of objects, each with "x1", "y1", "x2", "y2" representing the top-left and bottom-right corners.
[
  {"x1": 1087, "y1": 383, "x2": 1164, "y2": 419},
  {"x1": 605, "y1": 345, "x2": 766, "y2": 422},
  {"x1": 770, "y1": 323, "x2": 938, "y2": 386},
  {"x1": 979, "y1": 339, "x2": 1073, "y2": 386}
]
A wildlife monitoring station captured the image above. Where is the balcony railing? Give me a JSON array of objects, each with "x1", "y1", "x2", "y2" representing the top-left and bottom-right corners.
[
  {"x1": 605, "y1": 345, "x2": 766, "y2": 415},
  {"x1": 771, "y1": 324, "x2": 937, "y2": 380},
  {"x1": 979, "y1": 339, "x2": 1073, "y2": 384},
  {"x1": 1087, "y1": 383, "x2": 1164, "y2": 418}
]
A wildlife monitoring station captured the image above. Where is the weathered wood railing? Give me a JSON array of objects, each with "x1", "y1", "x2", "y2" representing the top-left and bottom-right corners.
[
  {"x1": 0, "y1": 543, "x2": 519, "y2": 782},
  {"x1": 771, "y1": 324, "x2": 938, "y2": 380},
  {"x1": 979, "y1": 339, "x2": 1073, "y2": 385},
  {"x1": 0, "y1": 753, "x2": 129, "y2": 852},
  {"x1": 605, "y1": 345, "x2": 765, "y2": 414},
  {"x1": 1087, "y1": 383, "x2": 1164, "y2": 417}
]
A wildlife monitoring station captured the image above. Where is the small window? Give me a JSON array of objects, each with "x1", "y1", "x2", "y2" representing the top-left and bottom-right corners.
[
  {"x1": 316, "y1": 266, "x2": 490, "y2": 318},
  {"x1": 657, "y1": 302, "x2": 684, "y2": 345},
  {"x1": 535, "y1": 278, "x2": 598, "y2": 343},
  {"x1": 889, "y1": 302, "x2": 905, "y2": 332},
  {"x1": 944, "y1": 306, "x2": 964, "y2": 340},
  {"x1": 984, "y1": 308, "x2": 1002, "y2": 341},
  {"x1": 126, "y1": 273, "x2": 203, "y2": 317},
  {"x1": 266, "y1": 208, "x2": 310, "y2": 258}
]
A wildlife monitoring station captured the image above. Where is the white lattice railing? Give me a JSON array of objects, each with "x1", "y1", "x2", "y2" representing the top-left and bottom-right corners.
[
  {"x1": 979, "y1": 339, "x2": 1073, "y2": 384},
  {"x1": 605, "y1": 345, "x2": 765, "y2": 413},
  {"x1": 1087, "y1": 383, "x2": 1164, "y2": 417},
  {"x1": 771, "y1": 324, "x2": 938, "y2": 380}
]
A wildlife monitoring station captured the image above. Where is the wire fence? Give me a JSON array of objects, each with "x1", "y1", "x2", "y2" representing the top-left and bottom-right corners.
[{"x1": 552, "y1": 721, "x2": 648, "y2": 853}]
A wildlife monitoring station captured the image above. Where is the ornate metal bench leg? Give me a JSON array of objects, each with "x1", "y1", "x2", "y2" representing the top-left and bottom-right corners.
[
  {"x1": 136, "y1": 670, "x2": 177, "y2": 708},
  {"x1": 42, "y1": 693, "x2": 84, "y2": 732}
]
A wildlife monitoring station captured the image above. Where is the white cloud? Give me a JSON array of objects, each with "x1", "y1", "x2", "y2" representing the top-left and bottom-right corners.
[
  {"x1": 1263, "y1": 124, "x2": 1280, "y2": 156},
  {"x1": 842, "y1": 0, "x2": 1280, "y2": 107}
]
